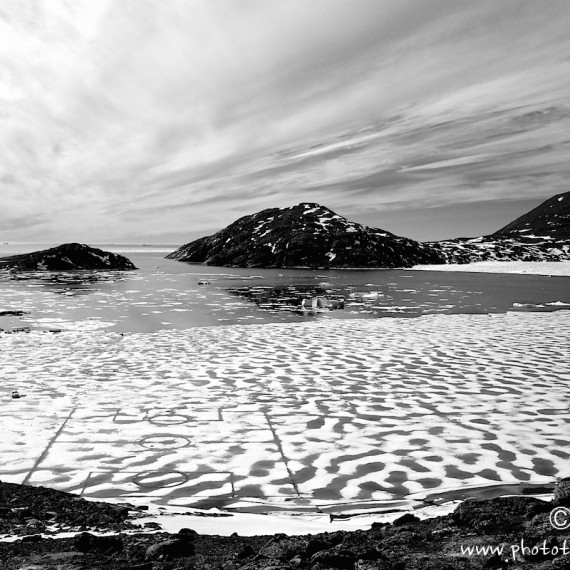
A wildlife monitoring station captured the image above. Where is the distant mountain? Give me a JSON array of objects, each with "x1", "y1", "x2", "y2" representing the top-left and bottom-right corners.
[
  {"x1": 493, "y1": 191, "x2": 570, "y2": 241},
  {"x1": 167, "y1": 203, "x2": 445, "y2": 268},
  {"x1": 431, "y1": 191, "x2": 570, "y2": 263},
  {"x1": 0, "y1": 243, "x2": 136, "y2": 271}
]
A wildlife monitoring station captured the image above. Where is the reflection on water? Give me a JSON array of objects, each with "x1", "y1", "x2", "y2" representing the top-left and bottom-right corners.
[
  {"x1": 0, "y1": 244, "x2": 569, "y2": 333},
  {"x1": 228, "y1": 284, "x2": 346, "y2": 315}
]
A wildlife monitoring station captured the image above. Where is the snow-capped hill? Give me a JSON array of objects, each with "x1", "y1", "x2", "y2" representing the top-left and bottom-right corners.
[
  {"x1": 430, "y1": 191, "x2": 570, "y2": 263},
  {"x1": 167, "y1": 203, "x2": 444, "y2": 268}
]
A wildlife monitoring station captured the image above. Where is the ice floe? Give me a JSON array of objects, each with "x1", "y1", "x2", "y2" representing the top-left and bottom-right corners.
[
  {"x1": 0, "y1": 312, "x2": 568, "y2": 514},
  {"x1": 412, "y1": 261, "x2": 570, "y2": 276}
]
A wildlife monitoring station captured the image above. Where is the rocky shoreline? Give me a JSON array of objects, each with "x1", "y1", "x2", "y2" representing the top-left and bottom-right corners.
[{"x1": 2, "y1": 480, "x2": 570, "y2": 569}]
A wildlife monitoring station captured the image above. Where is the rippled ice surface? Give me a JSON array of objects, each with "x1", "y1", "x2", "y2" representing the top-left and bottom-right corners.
[{"x1": 1, "y1": 314, "x2": 569, "y2": 512}]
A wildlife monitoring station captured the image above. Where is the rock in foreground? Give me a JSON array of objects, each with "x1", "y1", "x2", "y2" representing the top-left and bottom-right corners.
[
  {"x1": 167, "y1": 203, "x2": 444, "y2": 268},
  {"x1": 0, "y1": 243, "x2": 136, "y2": 271},
  {"x1": 1, "y1": 480, "x2": 569, "y2": 569}
]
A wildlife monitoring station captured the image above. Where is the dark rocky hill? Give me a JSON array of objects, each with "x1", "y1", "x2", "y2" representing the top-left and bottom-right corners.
[
  {"x1": 0, "y1": 243, "x2": 136, "y2": 271},
  {"x1": 430, "y1": 192, "x2": 570, "y2": 263},
  {"x1": 168, "y1": 194, "x2": 570, "y2": 268},
  {"x1": 493, "y1": 191, "x2": 570, "y2": 241},
  {"x1": 167, "y1": 203, "x2": 445, "y2": 268}
]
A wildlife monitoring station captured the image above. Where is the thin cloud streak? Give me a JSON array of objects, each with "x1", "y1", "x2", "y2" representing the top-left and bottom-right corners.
[{"x1": 0, "y1": 0, "x2": 569, "y2": 242}]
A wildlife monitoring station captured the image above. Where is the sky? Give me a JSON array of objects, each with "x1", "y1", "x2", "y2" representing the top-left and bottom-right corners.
[{"x1": 1, "y1": 0, "x2": 569, "y2": 244}]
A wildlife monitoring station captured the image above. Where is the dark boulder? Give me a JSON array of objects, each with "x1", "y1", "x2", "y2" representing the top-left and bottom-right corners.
[
  {"x1": 392, "y1": 513, "x2": 420, "y2": 527},
  {"x1": 554, "y1": 477, "x2": 570, "y2": 506},
  {"x1": 452, "y1": 496, "x2": 550, "y2": 533},
  {"x1": 145, "y1": 528, "x2": 197, "y2": 560},
  {"x1": 145, "y1": 538, "x2": 195, "y2": 560},
  {"x1": 74, "y1": 531, "x2": 123, "y2": 553}
]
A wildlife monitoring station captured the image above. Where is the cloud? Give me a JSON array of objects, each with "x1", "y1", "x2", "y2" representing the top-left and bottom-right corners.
[{"x1": 1, "y1": 0, "x2": 570, "y2": 242}]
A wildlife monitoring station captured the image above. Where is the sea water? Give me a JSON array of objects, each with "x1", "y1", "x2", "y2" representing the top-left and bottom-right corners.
[{"x1": 1, "y1": 243, "x2": 569, "y2": 333}]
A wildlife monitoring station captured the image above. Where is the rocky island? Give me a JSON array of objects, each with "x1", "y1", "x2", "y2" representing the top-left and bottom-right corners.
[
  {"x1": 167, "y1": 203, "x2": 445, "y2": 268},
  {"x1": 0, "y1": 243, "x2": 136, "y2": 272},
  {"x1": 167, "y1": 193, "x2": 570, "y2": 269}
]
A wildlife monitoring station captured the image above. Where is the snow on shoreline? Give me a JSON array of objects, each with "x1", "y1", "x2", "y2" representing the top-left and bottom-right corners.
[
  {"x1": 411, "y1": 261, "x2": 570, "y2": 276},
  {"x1": 0, "y1": 491, "x2": 555, "y2": 540},
  {"x1": 0, "y1": 501, "x2": 464, "y2": 541}
]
